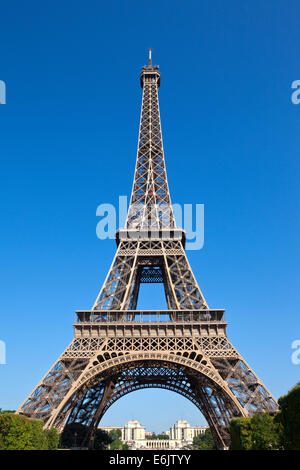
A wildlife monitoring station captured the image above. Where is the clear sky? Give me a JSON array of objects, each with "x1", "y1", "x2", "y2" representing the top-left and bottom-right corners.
[{"x1": 0, "y1": 1, "x2": 299, "y2": 433}]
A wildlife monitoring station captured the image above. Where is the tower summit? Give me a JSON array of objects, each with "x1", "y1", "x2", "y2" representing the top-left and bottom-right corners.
[
  {"x1": 17, "y1": 53, "x2": 278, "y2": 449},
  {"x1": 140, "y1": 49, "x2": 160, "y2": 88},
  {"x1": 122, "y1": 49, "x2": 178, "y2": 242}
]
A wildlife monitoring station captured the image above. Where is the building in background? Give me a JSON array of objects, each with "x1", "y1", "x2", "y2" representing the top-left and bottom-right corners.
[
  {"x1": 100, "y1": 419, "x2": 208, "y2": 449},
  {"x1": 100, "y1": 425, "x2": 123, "y2": 435},
  {"x1": 169, "y1": 420, "x2": 208, "y2": 442},
  {"x1": 123, "y1": 420, "x2": 146, "y2": 441},
  {"x1": 100, "y1": 420, "x2": 145, "y2": 441}
]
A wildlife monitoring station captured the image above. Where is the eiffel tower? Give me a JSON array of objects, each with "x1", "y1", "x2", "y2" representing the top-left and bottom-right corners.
[{"x1": 17, "y1": 51, "x2": 278, "y2": 449}]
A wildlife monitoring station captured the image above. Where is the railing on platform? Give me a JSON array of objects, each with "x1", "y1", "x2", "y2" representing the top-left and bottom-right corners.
[{"x1": 74, "y1": 309, "x2": 225, "y2": 324}]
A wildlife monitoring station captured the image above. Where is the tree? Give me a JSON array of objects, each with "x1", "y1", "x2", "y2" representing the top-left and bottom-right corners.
[
  {"x1": 0, "y1": 413, "x2": 59, "y2": 450},
  {"x1": 45, "y1": 428, "x2": 60, "y2": 450},
  {"x1": 60, "y1": 423, "x2": 88, "y2": 448},
  {"x1": 250, "y1": 413, "x2": 279, "y2": 450},
  {"x1": 275, "y1": 382, "x2": 300, "y2": 450},
  {"x1": 230, "y1": 414, "x2": 279, "y2": 450},
  {"x1": 94, "y1": 429, "x2": 112, "y2": 450},
  {"x1": 108, "y1": 428, "x2": 122, "y2": 441},
  {"x1": 107, "y1": 429, "x2": 123, "y2": 450},
  {"x1": 230, "y1": 417, "x2": 252, "y2": 450},
  {"x1": 30, "y1": 419, "x2": 48, "y2": 450},
  {"x1": 145, "y1": 432, "x2": 168, "y2": 440},
  {"x1": 0, "y1": 413, "x2": 33, "y2": 450},
  {"x1": 192, "y1": 429, "x2": 215, "y2": 450},
  {"x1": 110, "y1": 438, "x2": 122, "y2": 450}
]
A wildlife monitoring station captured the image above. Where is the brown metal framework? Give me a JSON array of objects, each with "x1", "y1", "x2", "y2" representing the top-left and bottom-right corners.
[{"x1": 17, "y1": 51, "x2": 278, "y2": 449}]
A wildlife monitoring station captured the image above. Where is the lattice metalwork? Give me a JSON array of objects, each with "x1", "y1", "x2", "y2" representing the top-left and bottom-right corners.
[
  {"x1": 17, "y1": 51, "x2": 278, "y2": 450},
  {"x1": 126, "y1": 52, "x2": 175, "y2": 230},
  {"x1": 92, "y1": 239, "x2": 208, "y2": 311},
  {"x1": 66, "y1": 362, "x2": 243, "y2": 449}
]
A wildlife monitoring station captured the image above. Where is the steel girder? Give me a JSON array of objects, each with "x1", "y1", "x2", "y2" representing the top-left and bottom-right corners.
[
  {"x1": 17, "y1": 336, "x2": 278, "y2": 449},
  {"x1": 91, "y1": 240, "x2": 208, "y2": 311}
]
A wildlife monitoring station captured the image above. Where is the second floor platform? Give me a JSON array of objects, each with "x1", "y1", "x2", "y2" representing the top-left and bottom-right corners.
[{"x1": 73, "y1": 309, "x2": 227, "y2": 339}]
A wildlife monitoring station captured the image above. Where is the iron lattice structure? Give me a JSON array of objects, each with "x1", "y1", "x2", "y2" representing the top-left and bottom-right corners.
[{"x1": 17, "y1": 52, "x2": 278, "y2": 449}]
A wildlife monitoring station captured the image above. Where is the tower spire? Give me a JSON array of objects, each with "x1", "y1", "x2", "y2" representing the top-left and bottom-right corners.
[
  {"x1": 148, "y1": 48, "x2": 152, "y2": 66},
  {"x1": 126, "y1": 52, "x2": 173, "y2": 230}
]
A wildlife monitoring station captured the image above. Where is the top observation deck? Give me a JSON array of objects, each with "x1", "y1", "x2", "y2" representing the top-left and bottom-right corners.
[{"x1": 140, "y1": 49, "x2": 160, "y2": 88}]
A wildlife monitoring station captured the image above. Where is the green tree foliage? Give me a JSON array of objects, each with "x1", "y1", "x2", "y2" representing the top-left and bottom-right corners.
[
  {"x1": 60, "y1": 423, "x2": 88, "y2": 448},
  {"x1": 250, "y1": 413, "x2": 279, "y2": 450},
  {"x1": 110, "y1": 438, "x2": 122, "y2": 450},
  {"x1": 30, "y1": 419, "x2": 48, "y2": 449},
  {"x1": 192, "y1": 429, "x2": 215, "y2": 450},
  {"x1": 45, "y1": 428, "x2": 60, "y2": 450},
  {"x1": 275, "y1": 382, "x2": 300, "y2": 450},
  {"x1": 0, "y1": 413, "x2": 59, "y2": 450},
  {"x1": 145, "y1": 433, "x2": 169, "y2": 440},
  {"x1": 230, "y1": 418, "x2": 252, "y2": 450},
  {"x1": 94, "y1": 429, "x2": 112, "y2": 450},
  {"x1": 230, "y1": 414, "x2": 279, "y2": 450},
  {"x1": 106, "y1": 429, "x2": 123, "y2": 450},
  {"x1": 108, "y1": 428, "x2": 122, "y2": 441},
  {"x1": 0, "y1": 413, "x2": 33, "y2": 450},
  {"x1": 94, "y1": 428, "x2": 124, "y2": 450}
]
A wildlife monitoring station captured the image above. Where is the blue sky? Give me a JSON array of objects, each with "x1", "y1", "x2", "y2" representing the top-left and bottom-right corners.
[{"x1": 0, "y1": 0, "x2": 299, "y2": 432}]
